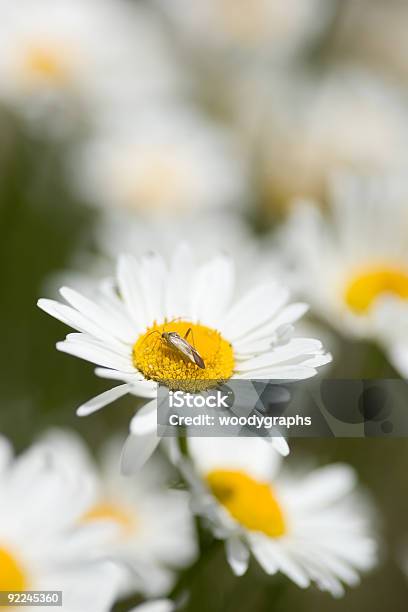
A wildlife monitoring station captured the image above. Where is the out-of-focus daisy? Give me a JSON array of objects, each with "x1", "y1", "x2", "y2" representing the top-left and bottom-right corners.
[
  {"x1": 46, "y1": 211, "x2": 266, "y2": 302},
  {"x1": 38, "y1": 429, "x2": 197, "y2": 597},
  {"x1": 282, "y1": 174, "x2": 408, "y2": 374},
  {"x1": 93, "y1": 211, "x2": 255, "y2": 265},
  {"x1": 258, "y1": 69, "x2": 408, "y2": 212},
  {"x1": 74, "y1": 107, "x2": 247, "y2": 216},
  {"x1": 0, "y1": 435, "x2": 123, "y2": 612},
  {"x1": 156, "y1": 0, "x2": 333, "y2": 60},
  {"x1": 38, "y1": 244, "x2": 331, "y2": 460},
  {"x1": 0, "y1": 0, "x2": 179, "y2": 130},
  {"x1": 184, "y1": 437, "x2": 377, "y2": 597}
]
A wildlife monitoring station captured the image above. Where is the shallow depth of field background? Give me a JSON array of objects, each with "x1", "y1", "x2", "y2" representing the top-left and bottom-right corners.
[{"x1": 1, "y1": 1, "x2": 408, "y2": 611}]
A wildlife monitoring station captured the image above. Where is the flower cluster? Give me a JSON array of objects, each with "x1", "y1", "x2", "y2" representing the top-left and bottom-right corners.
[
  {"x1": 2, "y1": 0, "x2": 408, "y2": 610},
  {"x1": 0, "y1": 429, "x2": 195, "y2": 611}
]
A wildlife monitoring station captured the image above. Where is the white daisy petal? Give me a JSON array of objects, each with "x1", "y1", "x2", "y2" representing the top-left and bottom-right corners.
[
  {"x1": 94, "y1": 369, "x2": 157, "y2": 398},
  {"x1": 64, "y1": 332, "x2": 129, "y2": 359},
  {"x1": 286, "y1": 464, "x2": 356, "y2": 510},
  {"x1": 233, "y1": 306, "x2": 307, "y2": 347},
  {"x1": 138, "y1": 252, "x2": 166, "y2": 324},
  {"x1": 225, "y1": 536, "x2": 250, "y2": 576},
  {"x1": 267, "y1": 303, "x2": 309, "y2": 330},
  {"x1": 59, "y1": 286, "x2": 133, "y2": 344},
  {"x1": 221, "y1": 283, "x2": 289, "y2": 341},
  {"x1": 38, "y1": 298, "x2": 130, "y2": 351},
  {"x1": 248, "y1": 534, "x2": 279, "y2": 575},
  {"x1": 56, "y1": 340, "x2": 134, "y2": 372},
  {"x1": 312, "y1": 551, "x2": 361, "y2": 587},
  {"x1": 38, "y1": 298, "x2": 99, "y2": 336},
  {"x1": 271, "y1": 437, "x2": 289, "y2": 457},
  {"x1": 94, "y1": 368, "x2": 142, "y2": 382},
  {"x1": 165, "y1": 243, "x2": 194, "y2": 319},
  {"x1": 117, "y1": 255, "x2": 146, "y2": 330},
  {"x1": 235, "y1": 338, "x2": 323, "y2": 372},
  {"x1": 129, "y1": 600, "x2": 175, "y2": 612},
  {"x1": 77, "y1": 384, "x2": 131, "y2": 416},
  {"x1": 188, "y1": 437, "x2": 282, "y2": 482},
  {"x1": 258, "y1": 539, "x2": 310, "y2": 588},
  {"x1": 235, "y1": 365, "x2": 319, "y2": 380},
  {"x1": 191, "y1": 255, "x2": 234, "y2": 326},
  {"x1": 301, "y1": 353, "x2": 332, "y2": 367},
  {"x1": 121, "y1": 430, "x2": 161, "y2": 474},
  {"x1": 128, "y1": 381, "x2": 158, "y2": 398},
  {"x1": 130, "y1": 400, "x2": 158, "y2": 435}
]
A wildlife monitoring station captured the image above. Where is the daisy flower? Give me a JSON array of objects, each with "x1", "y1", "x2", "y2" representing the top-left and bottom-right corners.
[
  {"x1": 93, "y1": 210, "x2": 255, "y2": 265},
  {"x1": 184, "y1": 437, "x2": 377, "y2": 597},
  {"x1": 46, "y1": 211, "x2": 264, "y2": 303},
  {"x1": 282, "y1": 173, "x2": 408, "y2": 375},
  {"x1": 155, "y1": 0, "x2": 333, "y2": 59},
  {"x1": 37, "y1": 244, "x2": 331, "y2": 461},
  {"x1": 0, "y1": 0, "x2": 179, "y2": 131},
  {"x1": 37, "y1": 429, "x2": 197, "y2": 597},
  {"x1": 74, "y1": 107, "x2": 247, "y2": 217},
  {"x1": 258, "y1": 68, "x2": 408, "y2": 210},
  {"x1": 0, "y1": 435, "x2": 123, "y2": 612}
]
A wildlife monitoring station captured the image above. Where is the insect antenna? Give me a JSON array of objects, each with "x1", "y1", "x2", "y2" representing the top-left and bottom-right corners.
[{"x1": 137, "y1": 329, "x2": 163, "y2": 352}]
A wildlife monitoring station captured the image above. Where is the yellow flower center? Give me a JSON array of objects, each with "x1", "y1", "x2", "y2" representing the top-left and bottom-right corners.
[
  {"x1": 133, "y1": 320, "x2": 235, "y2": 392},
  {"x1": 344, "y1": 266, "x2": 408, "y2": 314},
  {"x1": 82, "y1": 501, "x2": 135, "y2": 537},
  {"x1": 21, "y1": 44, "x2": 71, "y2": 85},
  {"x1": 206, "y1": 469, "x2": 286, "y2": 537},
  {"x1": 0, "y1": 546, "x2": 28, "y2": 591}
]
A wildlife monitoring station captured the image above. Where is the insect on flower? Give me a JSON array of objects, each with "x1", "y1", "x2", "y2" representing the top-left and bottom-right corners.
[{"x1": 142, "y1": 326, "x2": 206, "y2": 369}]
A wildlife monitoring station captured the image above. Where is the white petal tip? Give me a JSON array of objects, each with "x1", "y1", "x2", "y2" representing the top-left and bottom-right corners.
[
  {"x1": 58, "y1": 286, "x2": 70, "y2": 298},
  {"x1": 273, "y1": 437, "x2": 290, "y2": 456},
  {"x1": 230, "y1": 563, "x2": 248, "y2": 577},
  {"x1": 37, "y1": 298, "x2": 51, "y2": 311}
]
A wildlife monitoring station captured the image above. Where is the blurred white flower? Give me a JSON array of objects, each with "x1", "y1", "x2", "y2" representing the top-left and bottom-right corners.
[
  {"x1": 93, "y1": 211, "x2": 255, "y2": 264},
  {"x1": 258, "y1": 69, "x2": 408, "y2": 210},
  {"x1": 45, "y1": 211, "x2": 267, "y2": 302},
  {"x1": 38, "y1": 243, "x2": 331, "y2": 462},
  {"x1": 155, "y1": 0, "x2": 334, "y2": 60},
  {"x1": 281, "y1": 174, "x2": 408, "y2": 374},
  {"x1": 185, "y1": 437, "x2": 377, "y2": 597},
  {"x1": 0, "y1": 0, "x2": 180, "y2": 131},
  {"x1": 37, "y1": 430, "x2": 197, "y2": 597},
  {"x1": 0, "y1": 435, "x2": 123, "y2": 612},
  {"x1": 74, "y1": 107, "x2": 248, "y2": 216}
]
